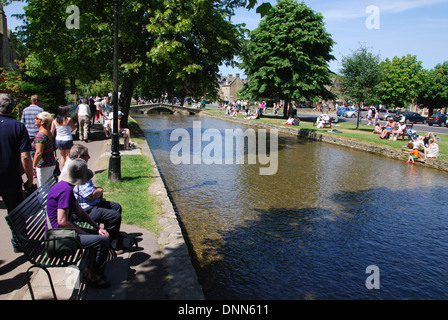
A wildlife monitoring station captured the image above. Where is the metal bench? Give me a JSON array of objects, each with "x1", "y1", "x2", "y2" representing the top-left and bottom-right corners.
[{"x1": 5, "y1": 175, "x2": 103, "y2": 300}]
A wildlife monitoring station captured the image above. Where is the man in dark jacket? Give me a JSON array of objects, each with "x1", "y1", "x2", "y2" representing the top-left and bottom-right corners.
[{"x1": 0, "y1": 93, "x2": 34, "y2": 213}]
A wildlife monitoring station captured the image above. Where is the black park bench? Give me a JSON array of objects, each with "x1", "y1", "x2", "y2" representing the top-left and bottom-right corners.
[{"x1": 5, "y1": 174, "x2": 116, "y2": 300}]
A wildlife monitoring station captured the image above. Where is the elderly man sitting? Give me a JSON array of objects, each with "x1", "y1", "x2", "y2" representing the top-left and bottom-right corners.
[{"x1": 60, "y1": 144, "x2": 123, "y2": 254}]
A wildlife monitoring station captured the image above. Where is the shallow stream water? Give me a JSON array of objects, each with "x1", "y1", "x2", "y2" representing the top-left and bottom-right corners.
[{"x1": 135, "y1": 112, "x2": 448, "y2": 299}]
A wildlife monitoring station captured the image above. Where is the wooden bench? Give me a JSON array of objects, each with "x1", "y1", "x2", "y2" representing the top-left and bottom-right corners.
[{"x1": 5, "y1": 175, "x2": 116, "y2": 300}]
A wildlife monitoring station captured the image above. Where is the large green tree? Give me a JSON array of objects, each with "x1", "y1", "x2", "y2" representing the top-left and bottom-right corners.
[
  {"x1": 240, "y1": 0, "x2": 336, "y2": 118},
  {"x1": 9, "y1": 0, "x2": 245, "y2": 126},
  {"x1": 418, "y1": 61, "x2": 448, "y2": 115},
  {"x1": 339, "y1": 45, "x2": 382, "y2": 129},
  {"x1": 143, "y1": 0, "x2": 245, "y2": 105},
  {"x1": 379, "y1": 54, "x2": 424, "y2": 109},
  {"x1": 14, "y1": 0, "x2": 113, "y2": 93}
]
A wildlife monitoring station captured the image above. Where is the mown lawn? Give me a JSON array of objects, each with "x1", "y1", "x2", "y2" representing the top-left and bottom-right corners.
[
  {"x1": 205, "y1": 107, "x2": 448, "y2": 162},
  {"x1": 93, "y1": 119, "x2": 163, "y2": 234}
]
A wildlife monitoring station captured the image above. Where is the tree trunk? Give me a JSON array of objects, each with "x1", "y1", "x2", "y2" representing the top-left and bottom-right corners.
[
  {"x1": 283, "y1": 99, "x2": 290, "y2": 119},
  {"x1": 69, "y1": 77, "x2": 76, "y2": 94},
  {"x1": 119, "y1": 71, "x2": 138, "y2": 128},
  {"x1": 356, "y1": 102, "x2": 361, "y2": 130}
]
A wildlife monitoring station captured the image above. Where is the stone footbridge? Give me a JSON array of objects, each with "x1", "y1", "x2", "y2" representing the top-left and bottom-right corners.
[{"x1": 131, "y1": 103, "x2": 203, "y2": 115}]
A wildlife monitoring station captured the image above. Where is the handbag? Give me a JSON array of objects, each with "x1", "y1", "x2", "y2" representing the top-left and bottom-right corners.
[
  {"x1": 53, "y1": 159, "x2": 61, "y2": 176},
  {"x1": 45, "y1": 211, "x2": 79, "y2": 258}
]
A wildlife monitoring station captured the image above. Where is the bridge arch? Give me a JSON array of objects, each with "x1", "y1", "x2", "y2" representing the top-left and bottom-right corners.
[
  {"x1": 131, "y1": 103, "x2": 202, "y2": 115},
  {"x1": 141, "y1": 105, "x2": 174, "y2": 114}
]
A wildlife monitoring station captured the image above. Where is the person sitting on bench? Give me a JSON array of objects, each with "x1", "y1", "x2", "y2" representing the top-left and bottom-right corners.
[
  {"x1": 47, "y1": 159, "x2": 111, "y2": 288},
  {"x1": 61, "y1": 144, "x2": 123, "y2": 254}
]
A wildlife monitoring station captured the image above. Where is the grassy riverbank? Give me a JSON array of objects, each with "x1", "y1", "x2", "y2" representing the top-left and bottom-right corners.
[
  {"x1": 205, "y1": 107, "x2": 448, "y2": 162},
  {"x1": 94, "y1": 119, "x2": 163, "y2": 234}
]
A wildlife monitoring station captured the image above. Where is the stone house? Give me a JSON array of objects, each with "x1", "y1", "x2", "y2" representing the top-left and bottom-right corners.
[
  {"x1": 0, "y1": 4, "x2": 16, "y2": 69},
  {"x1": 218, "y1": 73, "x2": 246, "y2": 102}
]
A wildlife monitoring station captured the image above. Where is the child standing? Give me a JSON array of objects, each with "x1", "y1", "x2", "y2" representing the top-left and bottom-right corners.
[{"x1": 407, "y1": 147, "x2": 421, "y2": 164}]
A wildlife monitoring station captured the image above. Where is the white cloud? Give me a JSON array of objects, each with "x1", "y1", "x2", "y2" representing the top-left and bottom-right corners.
[{"x1": 315, "y1": 0, "x2": 448, "y2": 21}]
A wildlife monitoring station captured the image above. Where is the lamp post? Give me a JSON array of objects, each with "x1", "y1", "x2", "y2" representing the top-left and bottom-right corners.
[{"x1": 108, "y1": 0, "x2": 121, "y2": 181}]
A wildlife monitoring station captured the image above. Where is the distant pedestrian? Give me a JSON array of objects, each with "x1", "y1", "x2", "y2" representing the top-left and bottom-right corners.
[
  {"x1": 0, "y1": 93, "x2": 35, "y2": 214},
  {"x1": 77, "y1": 98, "x2": 91, "y2": 142},
  {"x1": 21, "y1": 95, "x2": 44, "y2": 157},
  {"x1": 89, "y1": 97, "x2": 96, "y2": 125},
  {"x1": 367, "y1": 108, "x2": 373, "y2": 125},
  {"x1": 51, "y1": 106, "x2": 76, "y2": 168},
  {"x1": 32, "y1": 111, "x2": 57, "y2": 187},
  {"x1": 95, "y1": 98, "x2": 102, "y2": 123}
]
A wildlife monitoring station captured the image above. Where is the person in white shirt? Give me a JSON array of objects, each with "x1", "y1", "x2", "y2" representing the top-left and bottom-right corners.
[
  {"x1": 109, "y1": 111, "x2": 135, "y2": 150},
  {"x1": 76, "y1": 98, "x2": 91, "y2": 142},
  {"x1": 424, "y1": 138, "x2": 439, "y2": 160},
  {"x1": 412, "y1": 136, "x2": 425, "y2": 150},
  {"x1": 389, "y1": 120, "x2": 406, "y2": 141}
]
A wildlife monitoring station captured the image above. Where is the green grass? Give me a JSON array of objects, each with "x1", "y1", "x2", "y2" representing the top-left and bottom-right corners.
[
  {"x1": 205, "y1": 107, "x2": 448, "y2": 162},
  {"x1": 93, "y1": 119, "x2": 163, "y2": 234}
]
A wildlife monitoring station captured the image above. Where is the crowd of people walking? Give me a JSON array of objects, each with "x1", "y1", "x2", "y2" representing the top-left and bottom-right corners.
[{"x1": 0, "y1": 92, "x2": 131, "y2": 289}]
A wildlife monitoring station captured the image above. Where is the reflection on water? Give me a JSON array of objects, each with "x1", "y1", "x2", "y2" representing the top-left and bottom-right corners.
[{"x1": 134, "y1": 112, "x2": 448, "y2": 299}]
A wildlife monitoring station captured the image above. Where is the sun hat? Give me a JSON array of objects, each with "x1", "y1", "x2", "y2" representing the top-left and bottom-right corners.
[{"x1": 59, "y1": 158, "x2": 93, "y2": 185}]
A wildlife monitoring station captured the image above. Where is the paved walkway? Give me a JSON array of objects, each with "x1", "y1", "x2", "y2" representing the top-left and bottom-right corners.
[{"x1": 0, "y1": 122, "x2": 204, "y2": 300}]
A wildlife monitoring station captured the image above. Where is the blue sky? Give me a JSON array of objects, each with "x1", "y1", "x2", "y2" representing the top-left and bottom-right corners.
[
  {"x1": 3, "y1": 0, "x2": 448, "y2": 77},
  {"x1": 222, "y1": 0, "x2": 448, "y2": 77}
]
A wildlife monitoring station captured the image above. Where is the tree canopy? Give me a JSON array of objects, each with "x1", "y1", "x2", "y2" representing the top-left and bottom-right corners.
[
  {"x1": 418, "y1": 61, "x2": 448, "y2": 115},
  {"x1": 338, "y1": 44, "x2": 382, "y2": 128},
  {"x1": 240, "y1": 0, "x2": 335, "y2": 117},
  {"x1": 378, "y1": 54, "x2": 424, "y2": 109},
  {"x1": 9, "y1": 0, "x2": 246, "y2": 125}
]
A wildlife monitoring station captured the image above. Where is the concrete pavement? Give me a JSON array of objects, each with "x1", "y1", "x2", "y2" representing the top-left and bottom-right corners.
[{"x1": 0, "y1": 122, "x2": 204, "y2": 300}]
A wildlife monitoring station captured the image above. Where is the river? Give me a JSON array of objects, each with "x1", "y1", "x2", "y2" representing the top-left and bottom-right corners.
[{"x1": 134, "y1": 112, "x2": 448, "y2": 300}]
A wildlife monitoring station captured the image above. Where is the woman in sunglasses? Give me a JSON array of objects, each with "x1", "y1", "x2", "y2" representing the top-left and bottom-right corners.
[{"x1": 32, "y1": 112, "x2": 57, "y2": 186}]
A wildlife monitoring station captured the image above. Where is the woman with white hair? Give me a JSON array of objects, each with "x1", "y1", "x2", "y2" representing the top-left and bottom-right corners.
[{"x1": 32, "y1": 111, "x2": 56, "y2": 186}]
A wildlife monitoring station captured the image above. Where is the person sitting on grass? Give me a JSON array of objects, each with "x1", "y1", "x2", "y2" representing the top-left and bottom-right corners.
[
  {"x1": 284, "y1": 115, "x2": 299, "y2": 126},
  {"x1": 424, "y1": 138, "x2": 440, "y2": 161},
  {"x1": 244, "y1": 109, "x2": 260, "y2": 120},
  {"x1": 284, "y1": 115, "x2": 294, "y2": 125},
  {"x1": 373, "y1": 121, "x2": 383, "y2": 134}
]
